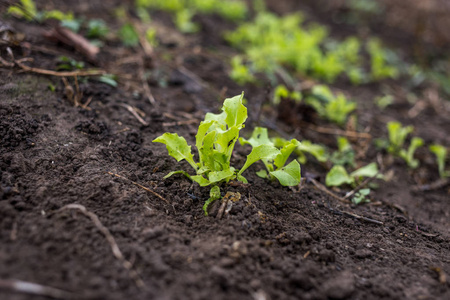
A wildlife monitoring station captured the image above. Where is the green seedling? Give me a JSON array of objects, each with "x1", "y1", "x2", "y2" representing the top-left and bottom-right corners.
[
  {"x1": 330, "y1": 137, "x2": 356, "y2": 167},
  {"x1": 8, "y1": 0, "x2": 73, "y2": 22},
  {"x1": 239, "y1": 127, "x2": 301, "y2": 186},
  {"x1": 153, "y1": 94, "x2": 301, "y2": 215},
  {"x1": 399, "y1": 137, "x2": 424, "y2": 169},
  {"x1": 352, "y1": 188, "x2": 371, "y2": 205},
  {"x1": 118, "y1": 23, "x2": 140, "y2": 47},
  {"x1": 175, "y1": 9, "x2": 199, "y2": 33},
  {"x1": 273, "y1": 137, "x2": 328, "y2": 164},
  {"x1": 87, "y1": 19, "x2": 109, "y2": 39},
  {"x1": 305, "y1": 85, "x2": 356, "y2": 125},
  {"x1": 367, "y1": 38, "x2": 399, "y2": 80},
  {"x1": 230, "y1": 56, "x2": 255, "y2": 85},
  {"x1": 56, "y1": 56, "x2": 85, "y2": 71},
  {"x1": 429, "y1": 144, "x2": 450, "y2": 178},
  {"x1": 386, "y1": 121, "x2": 414, "y2": 155},
  {"x1": 145, "y1": 28, "x2": 158, "y2": 47},
  {"x1": 378, "y1": 122, "x2": 423, "y2": 169},
  {"x1": 273, "y1": 85, "x2": 302, "y2": 105},
  {"x1": 375, "y1": 94, "x2": 394, "y2": 110},
  {"x1": 326, "y1": 162, "x2": 379, "y2": 187}
]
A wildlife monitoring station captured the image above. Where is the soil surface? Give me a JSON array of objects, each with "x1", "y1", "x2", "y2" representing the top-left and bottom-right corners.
[{"x1": 1, "y1": 0, "x2": 449, "y2": 299}]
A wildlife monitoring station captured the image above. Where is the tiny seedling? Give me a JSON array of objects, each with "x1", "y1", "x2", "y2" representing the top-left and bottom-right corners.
[
  {"x1": 153, "y1": 94, "x2": 301, "y2": 214},
  {"x1": 118, "y1": 23, "x2": 140, "y2": 47},
  {"x1": 330, "y1": 137, "x2": 356, "y2": 167},
  {"x1": 56, "y1": 56, "x2": 85, "y2": 71},
  {"x1": 383, "y1": 121, "x2": 423, "y2": 169},
  {"x1": 305, "y1": 85, "x2": 356, "y2": 125},
  {"x1": 352, "y1": 188, "x2": 371, "y2": 205},
  {"x1": 386, "y1": 121, "x2": 414, "y2": 154},
  {"x1": 326, "y1": 162, "x2": 379, "y2": 187},
  {"x1": 273, "y1": 84, "x2": 302, "y2": 105},
  {"x1": 8, "y1": 0, "x2": 74, "y2": 22},
  {"x1": 429, "y1": 144, "x2": 450, "y2": 178},
  {"x1": 239, "y1": 127, "x2": 301, "y2": 186},
  {"x1": 230, "y1": 56, "x2": 255, "y2": 85},
  {"x1": 399, "y1": 137, "x2": 424, "y2": 169},
  {"x1": 87, "y1": 19, "x2": 109, "y2": 39}
]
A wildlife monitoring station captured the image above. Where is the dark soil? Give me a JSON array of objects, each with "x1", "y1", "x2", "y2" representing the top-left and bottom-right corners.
[{"x1": 1, "y1": 1, "x2": 449, "y2": 300}]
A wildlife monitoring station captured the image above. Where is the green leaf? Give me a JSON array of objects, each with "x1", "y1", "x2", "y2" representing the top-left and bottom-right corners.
[
  {"x1": 191, "y1": 175, "x2": 211, "y2": 187},
  {"x1": 153, "y1": 133, "x2": 198, "y2": 171},
  {"x1": 350, "y1": 162, "x2": 379, "y2": 179},
  {"x1": 274, "y1": 139, "x2": 299, "y2": 169},
  {"x1": 118, "y1": 23, "x2": 139, "y2": 47},
  {"x1": 326, "y1": 165, "x2": 354, "y2": 187},
  {"x1": 399, "y1": 137, "x2": 423, "y2": 169},
  {"x1": 239, "y1": 127, "x2": 273, "y2": 148},
  {"x1": 429, "y1": 144, "x2": 449, "y2": 178},
  {"x1": 238, "y1": 144, "x2": 280, "y2": 176},
  {"x1": 98, "y1": 74, "x2": 118, "y2": 87},
  {"x1": 387, "y1": 121, "x2": 413, "y2": 154},
  {"x1": 270, "y1": 160, "x2": 301, "y2": 186},
  {"x1": 163, "y1": 170, "x2": 192, "y2": 180},
  {"x1": 195, "y1": 121, "x2": 214, "y2": 151},
  {"x1": 256, "y1": 169, "x2": 268, "y2": 178},
  {"x1": 223, "y1": 93, "x2": 247, "y2": 128},
  {"x1": 208, "y1": 169, "x2": 235, "y2": 184},
  {"x1": 215, "y1": 126, "x2": 240, "y2": 159},
  {"x1": 297, "y1": 140, "x2": 328, "y2": 162}
]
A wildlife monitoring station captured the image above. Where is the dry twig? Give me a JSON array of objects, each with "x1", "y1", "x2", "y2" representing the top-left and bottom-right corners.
[
  {"x1": 57, "y1": 204, "x2": 144, "y2": 288},
  {"x1": 119, "y1": 103, "x2": 148, "y2": 126},
  {"x1": 309, "y1": 178, "x2": 350, "y2": 204},
  {"x1": 1, "y1": 47, "x2": 106, "y2": 77}
]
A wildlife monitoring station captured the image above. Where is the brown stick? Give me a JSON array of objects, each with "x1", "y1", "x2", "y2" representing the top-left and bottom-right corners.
[
  {"x1": 57, "y1": 204, "x2": 144, "y2": 288},
  {"x1": 302, "y1": 122, "x2": 372, "y2": 139},
  {"x1": 45, "y1": 26, "x2": 99, "y2": 62},
  {"x1": 107, "y1": 172, "x2": 170, "y2": 205},
  {"x1": 0, "y1": 279, "x2": 77, "y2": 299},
  {"x1": 341, "y1": 211, "x2": 384, "y2": 225},
  {"x1": 119, "y1": 104, "x2": 148, "y2": 126},
  {"x1": 310, "y1": 178, "x2": 350, "y2": 204},
  {"x1": 1, "y1": 47, "x2": 106, "y2": 77}
]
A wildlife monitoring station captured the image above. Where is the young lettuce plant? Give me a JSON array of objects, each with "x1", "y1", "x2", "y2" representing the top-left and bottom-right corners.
[
  {"x1": 385, "y1": 121, "x2": 423, "y2": 169},
  {"x1": 429, "y1": 144, "x2": 450, "y2": 178},
  {"x1": 239, "y1": 127, "x2": 301, "y2": 186},
  {"x1": 305, "y1": 85, "x2": 356, "y2": 126},
  {"x1": 153, "y1": 94, "x2": 301, "y2": 214},
  {"x1": 325, "y1": 162, "x2": 380, "y2": 187}
]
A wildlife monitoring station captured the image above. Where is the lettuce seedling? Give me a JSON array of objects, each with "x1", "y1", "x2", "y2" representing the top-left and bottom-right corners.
[
  {"x1": 429, "y1": 144, "x2": 450, "y2": 178},
  {"x1": 352, "y1": 188, "x2": 371, "y2": 205},
  {"x1": 273, "y1": 85, "x2": 302, "y2": 105},
  {"x1": 153, "y1": 94, "x2": 301, "y2": 214},
  {"x1": 239, "y1": 127, "x2": 301, "y2": 186},
  {"x1": 305, "y1": 85, "x2": 356, "y2": 125},
  {"x1": 399, "y1": 137, "x2": 424, "y2": 169},
  {"x1": 386, "y1": 121, "x2": 414, "y2": 155},
  {"x1": 326, "y1": 162, "x2": 379, "y2": 187},
  {"x1": 8, "y1": 0, "x2": 74, "y2": 22},
  {"x1": 330, "y1": 137, "x2": 356, "y2": 167},
  {"x1": 273, "y1": 137, "x2": 328, "y2": 164}
]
